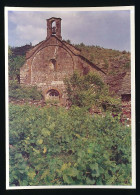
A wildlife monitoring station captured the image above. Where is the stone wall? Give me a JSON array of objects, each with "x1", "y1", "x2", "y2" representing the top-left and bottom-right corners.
[
  {"x1": 9, "y1": 96, "x2": 131, "y2": 125},
  {"x1": 20, "y1": 35, "x2": 104, "y2": 105},
  {"x1": 9, "y1": 97, "x2": 46, "y2": 107},
  {"x1": 121, "y1": 94, "x2": 131, "y2": 124}
]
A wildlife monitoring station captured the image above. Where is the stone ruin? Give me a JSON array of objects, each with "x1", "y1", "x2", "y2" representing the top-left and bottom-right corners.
[
  {"x1": 20, "y1": 17, "x2": 131, "y2": 122},
  {"x1": 20, "y1": 17, "x2": 105, "y2": 105}
]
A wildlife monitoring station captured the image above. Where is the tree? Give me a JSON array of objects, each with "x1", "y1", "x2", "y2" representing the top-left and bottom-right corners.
[
  {"x1": 65, "y1": 72, "x2": 121, "y2": 113},
  {"x1": 8, "y1": 46, "x2": 25, "y2": 82},
  {"x1": 66, "y1": 39, "x2": 71, "y2": 44}
]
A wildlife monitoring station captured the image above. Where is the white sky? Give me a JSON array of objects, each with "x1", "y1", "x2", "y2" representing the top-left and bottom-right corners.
[{"x1": 8, "y1": 10, "x2": 130, "y2": 51}]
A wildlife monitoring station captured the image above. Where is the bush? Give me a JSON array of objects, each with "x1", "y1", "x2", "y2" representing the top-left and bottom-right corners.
[
  {"x1": 103, "y1": 59, "x2": 109, "y2": 69},
  {"x1": 9, "y1": 80, "x2": 42, "y2": 100},
  {"x1": 124, "y1": 62, "x2": 130, "y2": 69},
  {"x1": 64, "y1": 72, "x2": 121, "y2": 114},
  {"x1": 9, "y1": 104, "x2": 131, "y2": 186},
  {"x1": 8, "y1": 46, "x2": 25, "y2": 82},
  {"x1": 45, "y1": 99, "x2": 59, "y2": 105}
]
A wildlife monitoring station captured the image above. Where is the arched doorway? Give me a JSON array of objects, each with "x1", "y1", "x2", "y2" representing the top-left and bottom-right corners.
[{"x1": 46, "y1": 89, "x2": 60, "y2": 102}]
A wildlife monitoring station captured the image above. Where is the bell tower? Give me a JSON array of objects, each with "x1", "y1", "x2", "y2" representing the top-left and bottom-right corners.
[{"x1": 46, "y1": 17, "x2": 62, "y2": 40}]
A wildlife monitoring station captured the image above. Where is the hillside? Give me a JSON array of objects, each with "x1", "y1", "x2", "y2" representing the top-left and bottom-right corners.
[
  {"x1": 10, "y1": 43, "x2": 131, "y2": 96},
  {"x1": 8, "y1": 44, "x2": 131, "y2": 186},
  {"x1": 74, "y1": 43, "x2": 131, "y2": 95},
  {"x1": 11, "y1": 44, "x2": 32, "y2": 56}
]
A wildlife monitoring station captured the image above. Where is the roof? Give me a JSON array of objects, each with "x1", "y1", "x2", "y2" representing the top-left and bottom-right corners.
[
  {"x1": 25, "y1": 35, "x2": 106, "y2": 75},
  {"x1": 119, "y1": 71, "x2": 131, "y2": 95}
]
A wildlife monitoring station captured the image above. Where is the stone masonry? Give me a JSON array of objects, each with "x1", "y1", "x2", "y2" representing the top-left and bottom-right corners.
[
  {"x1": 20, "y1": 17, "x2": 105, "y2": 105},
  {"x1": 20, "y1": 17, "x2": 131, "y2": 122}
]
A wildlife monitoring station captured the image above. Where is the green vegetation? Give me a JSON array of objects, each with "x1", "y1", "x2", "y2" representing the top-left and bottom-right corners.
[
  {"x1": 8, "y1": 46, "x2": 25, "y2": 82},
  {"x1": 65, "y1": 72, "x2": 121, "y2": 114},
  {"x1": 8, "y1": 44, "x2": 131, "y2": 187},
  {"x1": 9, "y1": 80, "x2": 42, "y2": 100},
  {"x1": 8, "y1": 46, "x2": 42, "y2": 101},
  {"x1": 65, "y1": 39, "x2": 71, "y2": 44},
  {"x1": 124, "y1": 62, "x2": 131, "y2": 69},
  {"x1": 103, "y1": 59, "x2": 109, "y2": 70},
  {"x1": 74, "y1": 44, "x2": 121, "y2": 62},
  {"x1": 9, "y1": 104, "x2": 131, "y2": 186},
  {"x1": 74, "y1": 43, "x2": 130, "y2": 74},
  {"x1": 45, "y1": 99, "x2": 59, "y2": 105}
]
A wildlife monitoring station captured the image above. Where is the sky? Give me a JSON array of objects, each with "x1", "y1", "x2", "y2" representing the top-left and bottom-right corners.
[{"x1": 8, "y1": 10, "x2": 130, "y2": 51}]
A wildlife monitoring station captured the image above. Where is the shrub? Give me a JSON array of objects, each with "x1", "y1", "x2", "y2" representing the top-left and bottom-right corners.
[
  {"x1": 124, "y1": 62, "x2": 130, "y2": 69},
  {"x1": 9, "y1": 104, "x2": 131, "y2": 186},
  {"x1": 103, "y1": 59, "x2": 109, "y2": 69},
  {"x1": 9, "y1": 80, "x2": 42, "y2": 100},
  {"x1": 65, "y1": 39, "x2": 71, "y2": 44},
  {"x1": 90, "y1": 54, "x2": 95, "y2": 62},
  {"x1": 64, "y1": 72, "x2": 121, "y2": 114},
  {"x1": 8, "y1": 46, "x2": 25, "y2": 82},
  {"x1": 45, "y1": 99, "x2": 59, "y2": 105}
]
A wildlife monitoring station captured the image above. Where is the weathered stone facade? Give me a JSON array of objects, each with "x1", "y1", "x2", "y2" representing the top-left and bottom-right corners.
[
  {"x1": 20, "y1": 17, "x2": 131, "y2": 122},
  {"x1": 20, "y1": 17, "x2": 105, "y2": 105}
]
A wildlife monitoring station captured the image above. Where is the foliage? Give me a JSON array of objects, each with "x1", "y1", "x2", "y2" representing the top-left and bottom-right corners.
[
  {"x1": 89, "y1": 54, "x2": 95, "y2": 63},
  {"x1": 74, "y1": 43, "x2": 130, "y2": 74},
  {"x1": 65, "y1": 39, "x2": 71, "y2": 44},
  {"x1": 103, "y1": 59, "x2": 109, "y2": 69},
  {"x1": 8, "y1": 46, "x2": 25, "y2": 82},
  {"x1": 9, "y1": 80, "x2": 42, "y2": 100},
  {"x1": 74, "y1": 43, "x2": 130, "y2": 61},
  {"x1": 124, "y1": 62, "x2": 130, "y2": 69},
  {"x1": 9, "y1": 104, "x2": 131, "y2": 186},
  {"x1": 64, "y1": 72, "x2": 121, "y2": 113},
  {"x1": 45, "y1": 99, "x2": 59, "y2": 105}
]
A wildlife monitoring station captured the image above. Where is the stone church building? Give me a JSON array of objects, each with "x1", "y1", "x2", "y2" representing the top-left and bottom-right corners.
[
  {"x1": 20, "y1": 17, "x2": 131, "y2": 121},
  {"x1": 20, "y1": 17, "x2": 106, "y2": 105}
]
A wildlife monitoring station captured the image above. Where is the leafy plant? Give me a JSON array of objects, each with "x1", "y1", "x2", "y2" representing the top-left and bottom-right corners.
[
  {"x1": 9, "y1": 80, "x2": 42, "y2": 100},
  {"x1": 8, "y1": 46, "x2": 25, "y2": 82},
  {"x1": 124, "y1": 62, "x2": 130, "y2": 69},
  {"x1": 65, "y1": 39, "x2": 71, "y2": 44},
  {"x1": 103, "y1": 59, "x2": 109, "y2": 69},
  {"x1": 9, "y1": 104, "x2": 131, "y2": 186},
  {"x1": 89, "y1": 54, "x2": 95, "y2": 62},
  {"x1": 45, "y1": 99, "x2": 59, "y2": 105},
  {"x1": 64, "y1": 72, "x2": 121, "y2": 114}
]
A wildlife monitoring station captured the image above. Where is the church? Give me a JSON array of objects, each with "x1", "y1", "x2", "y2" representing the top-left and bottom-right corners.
[{"x1": 20, "y1": 17, "x2": 105, "y2": 105}]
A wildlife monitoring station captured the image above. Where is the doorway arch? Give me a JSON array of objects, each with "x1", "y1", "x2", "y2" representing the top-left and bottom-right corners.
[{"x1": 46, "y1": 89, "x2": 60, "y2": 101}]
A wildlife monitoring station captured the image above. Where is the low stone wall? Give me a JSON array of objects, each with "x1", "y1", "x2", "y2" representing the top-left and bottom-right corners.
[{"x1": 9, "y1": 98, "x2": 131, "y2": 124}]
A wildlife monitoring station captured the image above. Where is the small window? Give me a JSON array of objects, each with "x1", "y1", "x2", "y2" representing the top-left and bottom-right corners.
[{"x1": 49, "y1": 59, "x2": 56, "y2": 71}]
